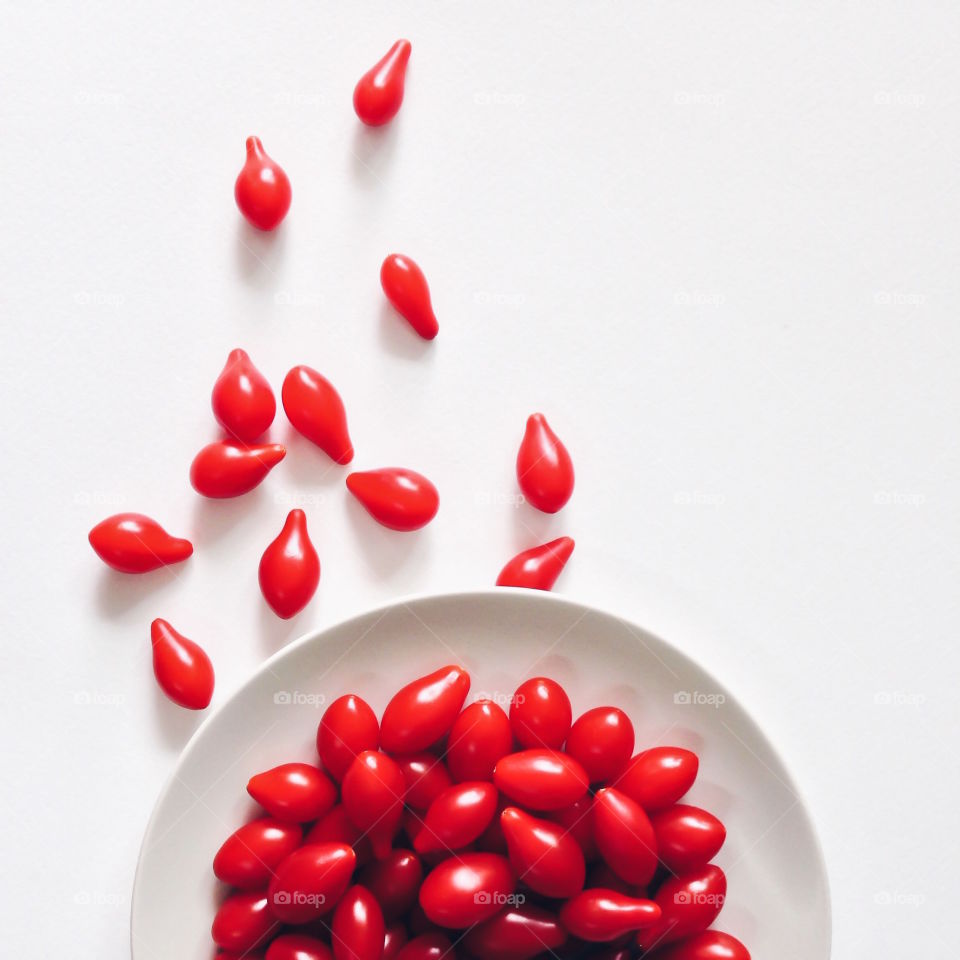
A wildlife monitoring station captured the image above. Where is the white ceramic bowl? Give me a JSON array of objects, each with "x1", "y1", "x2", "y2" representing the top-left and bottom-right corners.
[{"x1": 131, "y1": 589, "x2": 831, "y2": 957}]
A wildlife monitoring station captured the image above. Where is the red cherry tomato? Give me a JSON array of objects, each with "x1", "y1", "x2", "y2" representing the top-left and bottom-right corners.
[
  {"x1": 565, "y1": 706, "x2": 635, "y2": 784},
  {"x1": 380, "y1": 665, "x2": 471, "y2": 753},
  {"x1": 150, "y1": 618, "x2": 214, "y2": 710},
  {"x1": 496, "y1": 537, "x2": 575, "y2": 590},
  {"x1": 446, "y1": 699, "x2": 513, "y2": 782},
  {"x1": 213, "y1": 817, "x2": 303, "y2": 889},
  {"x1": 500, "y1": 806, "x2": 586, "y2": 898},
  {"x1": 211, "y1": 891, "x2": 276, "y2": 953},
  {"x1": 548, "y1": 794, "x2": 598, "y2": 861},
  {"x1": 493, "y1": 749, "x2": 589, "y2": 810},
  {"x1": 258, "y1": 509, "x2": 321, "y2": 619},
  {"x1": 331, "y1": 885, "x2": 385, "y2": 960},
  {"x1": 353, "y1": 40, "x2": 412, "y2": 126},
  {"x1": 266, "y1": 934, "x2": 333, "y2": 960},
  {"x1": 463, "y1": 903, "x2": 568, "y2": 960},
  {"x1": 558, "y1": 889, "x2": 660, "y2": 943},
  {"x1": 414, "y1": 781, "x2": 498, "y2": 854},
  {"x1": 395, "y1": 753, "x2": 453, "y2": 810},
  {"x1": 509, "y1": 677, "x2": 572, "y2": 749},
  {"x1": 593, "y1": 787, "x2": 658, "y2": 886},
  {"x1": 636, "y1": 865, "x2": 727, "y2": 950},
  {"x1": 341, "y1": 750, "x2": 406, "y2": 859},
  {"x1": 380, "y1": 254, "x2": 438, "y2": 340},
  {"x1": 281, "y1": 365, "x2": 354, "y2": 464},
  {"x1": 268, "y1": 842, "x2": 356, "y2": 923},
  {"x1": 317, "y1": 694, "x2": 380, "y2": 781},
  {"x1": 346, "y1": 468, "x2": 439, "y2": 531},
  {"x1": 304, "y1": 804, "x2": 373, "y2": 865},
  {"x1": 359, "y1": 849, "x2": 423, "y2": 921},
  {"x1": 235, "y1": 136, "x2": 291, "y2": 231},
  {"x1": 247, "y1": 762, "x2": 337, "y2": 823},
  {"x1": 650, "y1": 805, "x2": 726, "y2": 875},
  {"x1": 613, "y1": 747, "x2": 699, "y2": 813},
  {"x1": 190, "y1": 440, "x2": 285, "y2": 498},
  {"x1": 211, "y1": 347, "x2": 276, "y2": 442},
  {"x1": 418, "y1": 853, "x2": 515, "y2": 928},
  {"x1": 382, "y1": 923, "x2": 408, "y2": 960},
  {"x1": 88, "y1": 512, "x2": 192, "y2": 573},
  {"x1": 643, "y1": 930, "x2": 750, "y2": 960},
  {"x1": 394, "y1": 933, "x2": 452, "y2": 960},
  {"x1": 515, "y1": 413, "x2": 574, "y2": 514}
]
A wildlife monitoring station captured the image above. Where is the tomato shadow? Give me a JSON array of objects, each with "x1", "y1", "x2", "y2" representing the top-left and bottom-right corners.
[
  {"x1": 234, "y1": 219, "x2": 286, "y2": 286},
  {"x1": 94, "y1": 565, "x2": 186, "y2": 618},
  {"x1": 344, "y1": 494, "x2": 431, "y2": 580},
  {"x1": 349, "y1": 121, "x2": 401, "y2": 188},
  {"x1": 378, "y1": 300, "x2": 437, "y2": 362},
  {"x1": 279, "y1": 426, "x2": 352, "y2": 492},
  {"x1": 151, "y1": 682, "x2": 206, "y2": 749},
  {"x1": 257, "y1": 600, "x2": 307, "y2": 656},
  {"x1": 190, "y1": 489, "x2": 271, "y2": 545}
]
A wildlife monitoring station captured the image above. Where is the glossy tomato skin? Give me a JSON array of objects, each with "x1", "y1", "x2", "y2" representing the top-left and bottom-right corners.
[
  {"x1": 414, "y1": 781, "x2": 499, "y2": 853},
  {"x1": 496, "y1": 536, "x2": 575, "y2": 590},
  {"x1": 593, "y1": 788, "x2": 658, "y2": 886},
  {"x1": 637, "y1": 865, "x2": 727, "y2": 950},
  {"x1": 565, "y1": 707, "x2": 635, "y2": 784},
  {"x1": 266, "y1": 933, "x2": 333, "y2": 960},
  {"x1": 446, "y1": 699, "x2": 513, "y2": 782},
  {"x1": 380, "y1": 254, "x2": 438, "y2": 339},
  {"x1": 380, "y1": 665, "x2": 471, "y2": 754},
  {"x1": 614, "y1": 747, "x2": 699, "y2": 813},
  {"x1": 558, "y1": 889, "x2": 660, "y2": 942},
  {"x1": 149, "y1": 618, "x2": 214, "y2": 710},
  {"x1": 211, "y1": 891, "x2": 276, "y2": 953},
  {"x1": 88, "y1": 512, "x2": 192, "y2": 573},
  {"x1": 259, "y1": 509, "x2": 321, "y2": 619},
  {"x1": 395, "y1": 752, "x2": 453, "y2": 809},
  {"x1": 317, "y1": 694, "x2": 380, "y2": 781},
  {"x1": 419, "y1": 853, "x2": 516, "y2": 928},
  {"x1": 235, "y1": 136, "x2": 291, "y2": 231},
  {"x1": 247, "y1": 762, "x2": 337, "y2": 823},
  {"x1": 305, "y1": 804, "x2": 373, "y2": 865},
  {"x1": 643, "y1": 930, "x2": 750, "y2": 960},
  {"x1": 346, "y1": 468, "x2": 439, "y2": 531},
  {"x1": 464, "y1": 903, "x2": 567, "y2": 959},
  {"x1": 382, "y1": 923, "x2": 408, "y2": 959},
  {"x1": 516, "y1": 413, "x2": 574, "y2": 513},
  {"x1": 393, "y1": 932, "x2": 452, "y2": 959},
  {"x1": 331, "y1": 885, "x2": 385, "y2": 960},
  {"x1": 212, "y1": 348, "x2": 276, "y2": 442},
  {"x1": 268, "y1": 843, "x2": 356, "y2": 923},
  {"x1": 510, "y1": 677, "x2": 572, "y2": 749},
  {"x1": 359, "y1": 849, "x2": 423, "y2": 921},
  {"x1": 548, "y1": 794, "x2": 598, "y2": 861},
  {"x1": 353, "y1": 40, "x2": 412, "y2": 126},
  {"x1": 213, "y1": 817, "x2": 303, "y2": 889},
  {"x1": 493, "y1": 749, "x2": 589, "y2": 810},
  {"x1": 281, "y1": 365, "x2": 354, "y2": 464},
  {"x1": 190, "y1": 440, "x2": 285, "y2": 498},
  {"x1": 650, "y1": 805, "x2": 726, "y2": 874},
  {"x1": 500, "y1": 806, "x2": 586, "y2": 898},
  {"x1": 341, "y1": 750, "x2": 406, "y2": 859}
]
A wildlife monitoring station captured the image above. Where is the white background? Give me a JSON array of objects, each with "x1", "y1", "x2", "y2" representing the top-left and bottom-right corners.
[{"x1": 2, "y1": 1, "x2": 958, "y2": 956}]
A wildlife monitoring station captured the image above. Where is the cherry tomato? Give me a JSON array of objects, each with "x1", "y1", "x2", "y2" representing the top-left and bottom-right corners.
[
  {"x1": 353, "y1": 40, "x2": 412, "y2": 126},
  {"x1": 331, "y1": 885, "x2": 385, "y2": 960},
  {"x1": 509, "y1": 677, "x2": 572, "y2": 749},
  {"x1": 211, "y1": 891, "x2": 276, "y2": 953},
  {"x1": 346, "y1": 468, "x2": 439, "y2": 531},
  {"x1": 259, "y1": 509, "x2": 321, "y2": 619},
  {"x1": 382, "y1": 923, "x2": 408, "y2": 960},
  {"x1": 414, "y1": 781, "x2": 498, "y2": 854},
  {"x1": 548, "y1": 794, "x2": 598, "y2": 861},
  {"x1": 636, "y1": 865, "x2": 727, "y2": 950},
  {"x1": 317, "y1": 694, "x2": 380, "y2": 782},
  {"x1": 464, "y1": 903, "x2": 568, "y2": 959},
  {"x1": 558, "y1": 889, "x2": 660, "y2": 942},
  {"x1": 650, "y1": 805, "x2": 726, "y2": 875},
  {"x1": 565, "y1": 707, "x2": 635, "y2": 783},
  {"x1": 394, "y1": 933, "x2": 452, "y2": 960},
  {"x1": 395, "y1": 753, "x2": 453, "y2": 810},
  {"x1": 359, "y1": 849, "x2": 423, "y2": 921},
  {"x1": 496, "y1": 536, "x2": 575, "y2": 590},
  {"x1": 235, "y1": 136, "x2": 291, "y2": 231},
  {"x1": 281, "y1": 365, "x2": 354, "y2": 464},
  {"x1": 446, "y1": 699, "x2": 513, "y2": 782},
  {"x1": 341, "y1": 750, "x2": 406, "y2": 859},
  {"x1": 643, "y1": 930, "x2": 750, "y2": 960},
  {"x1": 247, "y1": 762, "x2": 337, "y2": 823},
  {"x1": 380, "y1": 254, "x2": 438, "y2": 340},
  {"x1": 212, "y1": 348, "x2": 276, "y2": 442},
  {"x1": 304, "y1": 804, "x2": 373, "y2": 865},
  {"x1": 380, "y1": 665, "x2": 471, "y2": 753},
  {"x1": 614, "y1": 747, "x2": 699, "y2": 813},
  {"x1": 190, "y1": 440, "x2": 285, "y2": 498},
  {"x1": 493, "y1": 749, "x2": 589, "y2": 810},
  {"x1": 213, "y1": 817, "x2": 303, "y2": 889},
  {"x1": 419, "y1": 853, "x2": 515, "y2": 928},
  {"x1": 150, "y1": 618, "x2": 214, "y2": 710},
  {"x1": 266, "y1": 934, "x2": 333, "y2": 960},
  {"x1": 515, "y1": 413, "x2": 574, "y2": 513},
  {"x1": 268, "y1": 842, "x2": 356, "y2": 923},
  {"x1": 593, "y1": 787, "x2": 658, "y2": 886},
  {"x1": 500, "y1": 806, "x2": 586, "y2": 898},
  {"x1": 88, "y1": 512, "x2": 192, "y2": 573}
]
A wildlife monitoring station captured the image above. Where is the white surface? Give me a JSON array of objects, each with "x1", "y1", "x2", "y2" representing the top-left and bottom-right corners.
[
  {"x1": 132, "y1": 592, "x2": 829, "y2": 958},
  {"x1": 1, "y1": 1, "x2": 957, "y2": 956}
]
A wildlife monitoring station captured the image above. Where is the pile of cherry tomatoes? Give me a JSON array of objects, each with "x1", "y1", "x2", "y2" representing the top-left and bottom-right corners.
[{"x1": 210, "y1": 666, "x2": 749, "y2": 959}]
